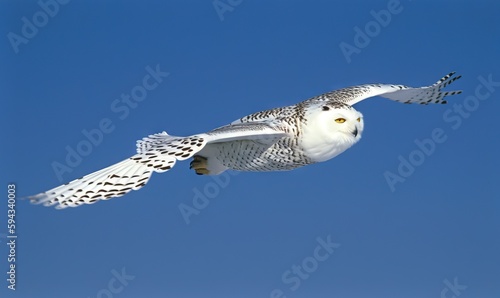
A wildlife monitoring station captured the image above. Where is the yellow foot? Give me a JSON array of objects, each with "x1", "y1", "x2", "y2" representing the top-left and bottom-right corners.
[{"x1": 190, "y1": 155, "x2": 210, "y2": 175}]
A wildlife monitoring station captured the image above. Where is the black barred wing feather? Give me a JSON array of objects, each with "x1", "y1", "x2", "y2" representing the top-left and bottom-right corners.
[
  {"x1": 29, "y1": 132, "x2": 208, "y2": 209},
  {"x1": 29, "y1": 158, "x2": 155, "y2": 209},
  {"x1": 232, "y1": 106, "x2": 297, "y2": 124},
  {"x1": 306, "y1": 72, "x2": 462, "y2": 106},
  {"x1": 136, "y1": 131, "x2": 206, "y2": 157}
]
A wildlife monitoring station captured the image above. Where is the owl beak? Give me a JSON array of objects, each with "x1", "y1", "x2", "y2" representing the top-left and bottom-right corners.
[{"x1": 352, "y1": 127, "x2": 358, "y2": 137}]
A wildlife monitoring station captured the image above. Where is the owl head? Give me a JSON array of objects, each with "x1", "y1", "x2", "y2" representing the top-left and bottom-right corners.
[{"x1": 301, "y1": 102, "x2": 364, "y2": 162}]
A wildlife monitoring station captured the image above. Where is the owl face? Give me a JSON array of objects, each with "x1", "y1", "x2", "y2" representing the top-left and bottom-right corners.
[
  {"x1": 301, "y1": 103, "x2": 364, "y2": 162},
  {"x1": 323, "y1": 105, "x2": 364, "y2": 141}
]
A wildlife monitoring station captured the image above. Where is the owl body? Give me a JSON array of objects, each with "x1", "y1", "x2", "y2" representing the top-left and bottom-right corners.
[{"x1": 198, "y1": 101, "x2": 364, "y2": 174}]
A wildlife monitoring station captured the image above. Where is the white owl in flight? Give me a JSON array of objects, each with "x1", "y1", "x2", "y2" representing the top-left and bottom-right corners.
[{"x1": 29, "y1": 72, "x2": 462, "y2": 209}]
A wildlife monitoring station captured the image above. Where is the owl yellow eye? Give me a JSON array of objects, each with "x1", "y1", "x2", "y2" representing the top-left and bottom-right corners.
[
  {"x1": 357, "y1": 117, "x2": 361, "y2": 122},
  {"x1": 335, "y1": 118, "x2": 346, "y2": 123}
]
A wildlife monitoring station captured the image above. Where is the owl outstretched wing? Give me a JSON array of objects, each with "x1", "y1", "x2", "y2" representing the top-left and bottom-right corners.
[
  {"x1": 305, "y1": 72, "x2": 462, "y2": 106},
  {"x1": 28, "y1": 122, "x2": 288, "y2": 209}
]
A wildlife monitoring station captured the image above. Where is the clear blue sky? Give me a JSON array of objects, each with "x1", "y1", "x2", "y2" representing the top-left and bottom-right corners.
[{"x1": 1, "y1": 1, "x2": 499, "y2": 297}]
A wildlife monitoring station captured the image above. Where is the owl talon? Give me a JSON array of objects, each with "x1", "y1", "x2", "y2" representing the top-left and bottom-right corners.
[
  {"x1": 195, "y1": 168, "x2": 210, "y2": 175},
  {"x1": 190, "y1": 156, "x2": 210, "y2": 175}
]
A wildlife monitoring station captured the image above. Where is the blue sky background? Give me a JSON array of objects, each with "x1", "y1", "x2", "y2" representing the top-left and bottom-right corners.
[{"x1": 1, "y1": 1, "x2": 499, "y2": 297}]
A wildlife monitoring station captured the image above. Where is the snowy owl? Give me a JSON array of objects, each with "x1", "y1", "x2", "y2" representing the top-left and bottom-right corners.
[{"x1": 29, "y1": 72, "x2": 462, "y2": 209}]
